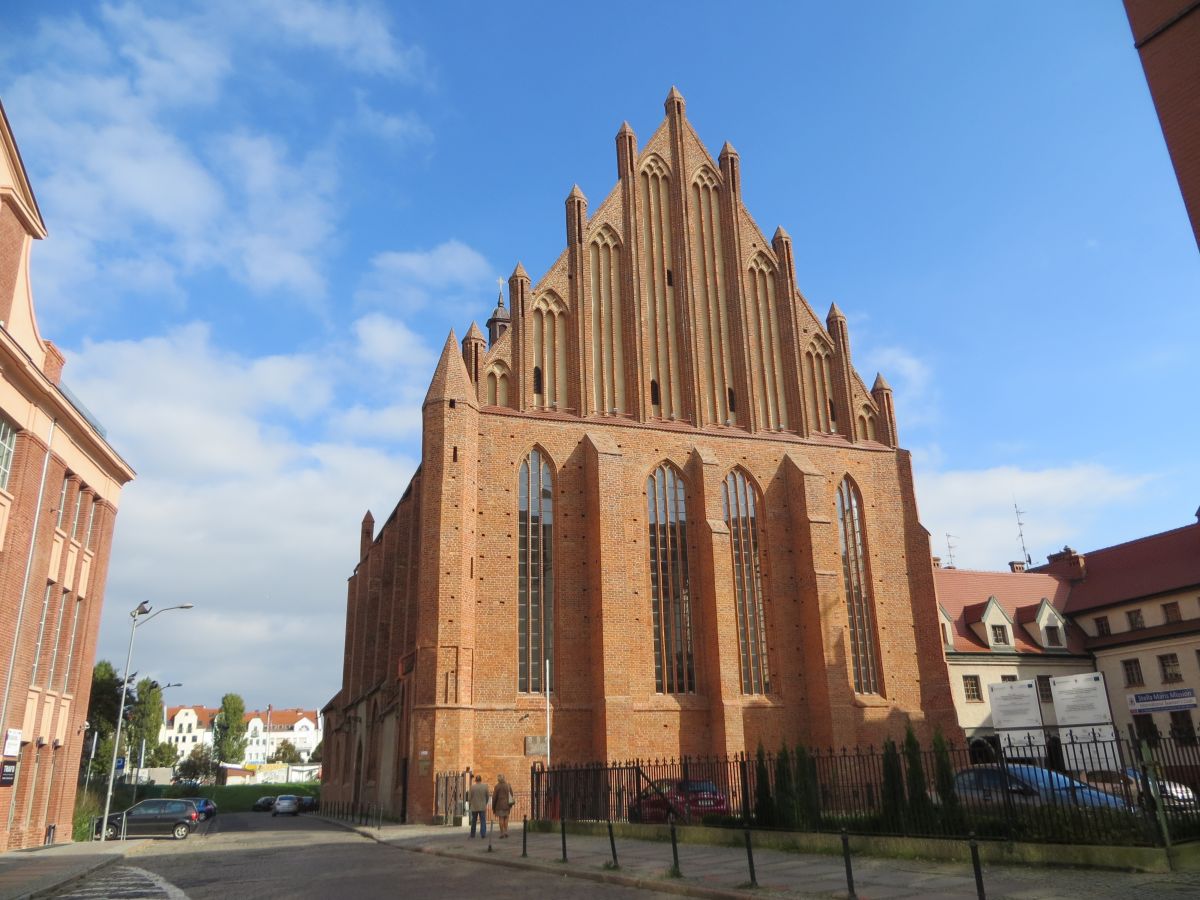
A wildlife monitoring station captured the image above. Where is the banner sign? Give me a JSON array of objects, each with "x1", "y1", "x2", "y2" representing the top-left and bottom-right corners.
[
  {"x1": 1128, "y1": 688, "x2": 1197, "y2": 715},
  {"x1": 2, "y1": 728, "x2": 20, "y2": 757},
  {"x1": 1051, "y1": 672, "x2": 1119, "y2": 771},
  {"x1": 988, "y1": 680, "x2": 1045, "y2": 757}
]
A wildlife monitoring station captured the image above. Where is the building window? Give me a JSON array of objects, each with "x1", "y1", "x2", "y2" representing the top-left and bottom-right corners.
[
  {"x1": 940, "y1": 623, "x2": 951, "y2": 646},
  {"x1": 86, "y1": 498, "x2": 99, "y2": 549},
  {"x1": 1045, "y1": 625, "x2": 1062, "y2": 647},
  {"x1": 1133, "y1": 713, "x2": 1159, "y2": 745},
  {"x1": 1095, "y1": 616, "x2": 1110, "y2": 636},
  {"x1": 963, "y1": 675, "x2": 982, "y2": 702},
  {"x1": 71, "y1": 488, "x2": 86, "y2": 541},
  {"x1": 0, "y1": 418, "x2": 16, "y2": 491},
  {"x1": 1037, "y1": 675, "x2": 1053, "y2": 703},
  {"x1": 647, "y1": 463, "x2": 695, "y2": 694},
  {"x1": 1122, "y1": 658, "x2": 1144, "y2": 687},
  {"x1": 722, "y1": 469, "x2": 770, "y2": 694},
  {"x1": 1127, "y1": 609, "x2": 1145, "y2": 630},
  {"x1": 55, "y1": 476, "x2": 69, "y2": 530},
  {"x1": 1001, "y1": 674, "x2": 1018, "y2": 682},
  {"x1": 518, "y1": 449, "x2": 554, "y2": 693},
  {"x1": 29, "y1": 582, "x2": 54, "y2": 686},
  {"x1": 836, "y1": 478, "x2": 880, "y2": 694},
  {"x1": 1159, "y1": 653, "x2": 1183, "y2": 683},
  {"x1": 1162, "y1": 601, "x2": 1182, "y2": 624},
  {"x1": 991, "y1": 624, "x2": 1010, "y2": 645},
  {"x1": 1170, "y1": 711, "x2": 1197, "y2": 745}
]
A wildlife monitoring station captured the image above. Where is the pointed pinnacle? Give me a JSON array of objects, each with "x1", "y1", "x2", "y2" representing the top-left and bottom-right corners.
[
  {"x1": 719, "y1": 141, "x2": 739, "y2": 158},
  {"x1": 772, "y1": 225, "x2": 790, "y2": 242},
  {"x1": 510, "y1": 261, "x2": 529, "y2": 281},
  {"x1": 666, "y1": 85, "x2": 684, "y2": 103},
  {"x1": 872, "y1": 373, "x2": 892, "y2": 392},
  {"x1": 362, "y1": 510, "x2": 375, "y2": 524},
  {"x1": 827, "y1": 301, "x2": 846, "y2": 322},
  {"x1": 617, "y1": 120, "x2": 635, "y2": 137},
  {"x1": 567, "y1": 183, "x2": 587, "y2": 202},
  {"x1": 465, "y1": 321, "x2": 485, "y2": 342}
]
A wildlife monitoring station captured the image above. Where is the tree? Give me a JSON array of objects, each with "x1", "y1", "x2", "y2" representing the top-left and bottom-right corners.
[
  {"x1": 309, "y1": 740, "x2": 322, "y2": 763},
  {"x1": 87, "y1": 661, "x2": 124, "y2": 738},
  {"x1": 147, "y1": 741, "x2": 180, "y2": 768},
  {"x1": 212, "y1": 693, "x2": 248, "y2": 765},
  {"x1": 176, "y1": 745, "x2": 218, "y2": 783},
  {"x1": 793, "y1": 744, "x2": 821, "y2": 830},
  {"x1": 128, "y1": 678, "x2": 165, "y2": 760},
  {"x1": 880, "y1": 738, "x2": 907, "y2": 832},
  {"x1": 269, "y1": 739, "x2": 303, "y2": 765},
  {"x1": 931, "y1": 726, "x2": 961, "y2": 831},
  {"x1": 903, "y1": 725, "x2": 932, "y2": 825},
  {"x1": 774, "y1": 742, "x2": 796, "y2": 830}
]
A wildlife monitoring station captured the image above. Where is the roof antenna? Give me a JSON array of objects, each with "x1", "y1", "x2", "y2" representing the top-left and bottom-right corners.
[
  {"x1": 1014, "y1": 500, "x2": 1032, "y2": 566},
  {"x1": 944, "y1": 533, "x2": 957, "y2": 569}
]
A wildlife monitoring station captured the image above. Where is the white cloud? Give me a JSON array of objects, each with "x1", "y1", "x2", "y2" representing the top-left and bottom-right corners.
[
  {"x1": 865, "y1": 345, "x2": 938, "y2": 428},
  {"x1": 68, "y1": 326, "x2": 416, "y2": 707},
  {"x1": 354, "y1": 92, "x2": 433, "y2": 149},
  {"x1": 355, "y1": 239, "x2": 494, "y2": 312},
  {"x1": 914, "y1": 462, "x2": 1151, "y2": 570},
  {"x1": 352, "y1": 312, "x2": 436, "y2": 373}
]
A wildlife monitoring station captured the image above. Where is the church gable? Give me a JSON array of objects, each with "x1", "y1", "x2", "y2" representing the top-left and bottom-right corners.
[{"x1": 467, "y1": 89, "x2": 896, "y2": 448}]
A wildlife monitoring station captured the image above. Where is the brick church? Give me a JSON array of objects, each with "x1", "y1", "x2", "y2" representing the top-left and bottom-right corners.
[{"x1": 322, "y1": 89, "x2": 958, "y2": 822}]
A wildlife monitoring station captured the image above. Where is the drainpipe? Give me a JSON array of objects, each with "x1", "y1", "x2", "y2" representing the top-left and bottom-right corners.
[{"x1": 0, "y1": 418, "x2": 57, "y2": 745}]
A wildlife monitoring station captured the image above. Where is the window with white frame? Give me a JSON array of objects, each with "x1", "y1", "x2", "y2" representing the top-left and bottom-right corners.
[
  {"x1": 55, "y1": 476, "x2": 69, "y2": 530},
  {"x1": 0, "y1": 418, "x2": 16, "y2": 491},
  {"x1": 963, "y1": 674, "x2": 983, "y2": 701},
  {"x1": 1044, "y1": 625, "x2": 1062, "y2": 647},
  {"x1": 991, "y1": 624, "x2": 1010, "y2": 645}
]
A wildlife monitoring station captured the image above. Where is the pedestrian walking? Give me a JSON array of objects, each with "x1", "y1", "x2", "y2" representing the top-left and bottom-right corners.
[
  {"x1": 468, "y1": 774, "x2": 490, "y2": 838},
  {"x1": 492, "y1": 774, "x2": 515, "y2": 838}
]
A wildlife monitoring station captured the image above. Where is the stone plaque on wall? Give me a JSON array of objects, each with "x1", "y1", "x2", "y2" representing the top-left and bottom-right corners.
[{"x1": 524, "y1": 735, "x2": 547, "y2": 757}]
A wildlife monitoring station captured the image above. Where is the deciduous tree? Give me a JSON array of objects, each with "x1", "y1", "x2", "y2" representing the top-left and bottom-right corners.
[
  {"x1": 212, "y1": 693, "x2": 248, "y2": 765},
  {"x1": 268, "y1": 739, "x2": 302, "y2": 765}
]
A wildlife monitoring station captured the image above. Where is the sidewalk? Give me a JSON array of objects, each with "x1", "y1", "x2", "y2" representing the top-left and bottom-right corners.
[
  {"x1": 0, "y1": 839, "x2": 141, "y2": 900},
  {"x1": 325, "y1": 817, "x2": 1200, "y2": 899}
]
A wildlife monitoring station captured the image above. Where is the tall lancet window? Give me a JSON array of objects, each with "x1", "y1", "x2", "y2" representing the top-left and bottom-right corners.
[
  {"x1": 518, "y1": 450, "x2": 554, "y2": 692},
  {"x1": 532, "y1": 292, "x2": 567, "y2": 409},
  {"x1": 746, "y1": 255, "x2": 788, "y2": 430},
  {"x1": 647, "y1": 463, "x2": 695, "y2": 693},
  {"x1": 722, "y1": 469, "x2": 770, "y2": 694},
  {"x1": 589, "y1": 227, "x2": 626, "y2": 414},
  {"x1": 836, "y1": 477, "x2": 881, "y2": 695},
  {"x1": 802, "y1": 342, "x2": 835, "y2": 433},
  {"x1": 640, "y1": 157, "x2": 682, "y2": 419}
]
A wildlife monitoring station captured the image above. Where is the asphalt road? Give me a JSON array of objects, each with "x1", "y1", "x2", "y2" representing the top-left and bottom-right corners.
[{"x1": 52, "y1": 813, "x2": 677, "y2": 899}]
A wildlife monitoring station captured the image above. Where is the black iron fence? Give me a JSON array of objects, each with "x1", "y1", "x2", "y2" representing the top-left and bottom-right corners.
[{"x1": 530, "y1": 728, "x2": 1200, "y2": 847}]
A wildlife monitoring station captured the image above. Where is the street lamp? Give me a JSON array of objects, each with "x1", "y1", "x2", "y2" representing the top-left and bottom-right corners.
[{"x1": 99, "y1": 602, "x2": 193, "y2": 841}]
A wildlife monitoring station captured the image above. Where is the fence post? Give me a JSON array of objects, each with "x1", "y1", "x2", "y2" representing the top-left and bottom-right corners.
[
  {"x1": 607, "y1": 820, "x2": 619, "y2": 869},
  {"x1": 560, "y1": 816, "x2": 568, "y2": 862},
  {"x1": 743, "y1": 827, "x2": 757, "y2": 888},
  {"x1": 969, "y1": 832, "x2": 986, "y2": 900},
  {"x1": 1133, "y1": 731, "x2": 1173, "y2": 849},
  {"x1": 669, "y1": 818, "x2": 681, "y2": 877},
  {"x1": 841, "y1": 829, "x2": 856, "y2": 900},
  {"x1": 739, "y1": 753, "x2": 752, "y2": 823}
]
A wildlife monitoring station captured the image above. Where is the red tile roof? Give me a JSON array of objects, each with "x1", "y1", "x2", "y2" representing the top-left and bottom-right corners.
[
  {"x1": 1056, "y1": 522, "x2": 1200, "y2": 614},
  {"x1": 243, "y1": 708, "x2": 319, "y2": 727},
  {"x1": 165, "y1": 705, "x2": 220, "y2": 725},
  {"x1": 933, "y1": 567, "x2": 1083, "y2": 654}
]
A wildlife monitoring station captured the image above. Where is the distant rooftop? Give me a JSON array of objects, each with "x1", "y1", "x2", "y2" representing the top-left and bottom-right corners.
[{"x1": 58, "y1": 381, "x2": 107, "y2": 439}]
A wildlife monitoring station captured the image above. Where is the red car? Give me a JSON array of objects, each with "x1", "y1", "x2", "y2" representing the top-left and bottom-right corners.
[{"x1": 629, "y1": 779, "x2": 729, "y2": 823}]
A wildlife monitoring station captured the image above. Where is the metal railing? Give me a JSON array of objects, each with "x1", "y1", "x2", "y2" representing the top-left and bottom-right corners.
[{"x1": 530, "y1": 728, "x2": 1200, "y2": 847}]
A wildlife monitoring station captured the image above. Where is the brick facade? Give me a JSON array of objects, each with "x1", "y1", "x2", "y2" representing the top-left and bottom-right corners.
[
  {"x1": 323, "y1": 91, "x2": 959, "y2": 823},
  {"x1": 0, "y1": 102, "x2": 134, "y2": 850}
]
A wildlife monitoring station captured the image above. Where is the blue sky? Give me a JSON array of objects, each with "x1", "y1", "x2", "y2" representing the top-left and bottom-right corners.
[{"x1": 1, "y1": 2, "x2": 1196, "y2": 711}]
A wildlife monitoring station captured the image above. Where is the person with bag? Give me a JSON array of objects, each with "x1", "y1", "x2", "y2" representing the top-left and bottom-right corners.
[{"x1": 492, "y1": 773, "x2": 515, "y2": 838}]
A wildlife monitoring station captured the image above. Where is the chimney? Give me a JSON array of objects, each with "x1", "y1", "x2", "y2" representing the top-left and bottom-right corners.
[
  {"x1": 931, "y1": 556, "x2": 942, "y2": 569},
  {"x1": 1009, "y1": 560, "x2": 1027, "y2": 573},
  {"x1": 1043, "y1": 546, "x2": 1086, "y2": 581}
]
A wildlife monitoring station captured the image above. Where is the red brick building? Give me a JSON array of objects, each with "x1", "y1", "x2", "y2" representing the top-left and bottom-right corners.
[
  {"x1": 0, "y1": 102, "x2": 135, "y2": 849},
  {"x1": 322, "y1": 90, "x2": 959, "y2": 822},
  {"x1": 1125, "y1": 0, "x2": 1200, "y2": 249}
]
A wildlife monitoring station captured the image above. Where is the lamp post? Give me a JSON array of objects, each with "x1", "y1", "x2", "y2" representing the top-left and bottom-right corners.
[{"x1": 99, "y1": 602, "x2": 193, "y2": 842}]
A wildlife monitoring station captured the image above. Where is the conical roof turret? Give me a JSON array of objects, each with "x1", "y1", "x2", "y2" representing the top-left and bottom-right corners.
[
  {"x1": 424, "y1": 330, "x2": 478, "y2": 409},
  {"x1": 827, "y1": 301, "x2": 846, "y2": 323},
  {"x1": 464, "y1": 321, "x2": 485, "y2": 342},
  {"x1": 872, "y1": 373, "x2": 892, "y2": 392}
]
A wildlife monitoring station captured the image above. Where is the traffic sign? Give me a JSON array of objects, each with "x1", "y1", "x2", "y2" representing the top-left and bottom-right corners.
[{"x1": 115, "y1": 757, "x2": 125, "y2": 771}]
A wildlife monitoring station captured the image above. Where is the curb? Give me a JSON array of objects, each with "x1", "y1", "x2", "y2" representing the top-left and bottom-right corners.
[{"x1": 314, "y1": 818, "x2": 775, "y2": 900}]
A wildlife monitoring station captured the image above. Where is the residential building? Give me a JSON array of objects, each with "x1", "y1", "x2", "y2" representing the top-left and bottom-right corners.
[
  {"x1": 0, "y1": 102, "x2": 135, "y2": 850},
  {"x1": 1036, "y1": 518, "x2": 1200, "y2": 743},
  {"x1": 161, "y1": 705, "x2": 322, "y2": 765},
  {"x1": 322, "y1": 90, "x2": 960, "y2": 824},
  {"x1": 934, "y1": 564, "x2": 1094, "y2": 754}
]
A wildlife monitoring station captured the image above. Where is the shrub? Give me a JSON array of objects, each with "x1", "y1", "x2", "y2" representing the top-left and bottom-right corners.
[
  {"x1": 793, "y1": 745, "x2": 821, "y2": 830},
  {"x1": 903, "y1": 725, "x2": 932, "y2": 828},
  {"x1": 931, "y1": 727, "x2": 961, "y2": 832},
  {"x1": 754, "y1": 743, "x2": 775, "y2": 828},
  {"x1": 72, "y1": 789, "x2": 103, "y2": 842},
  {"x1": 774, "y1": 743, "x2": 797, "y2": 830},
  {"x1": 880, "y1": 738, "x2": 906, "y2": 832}
]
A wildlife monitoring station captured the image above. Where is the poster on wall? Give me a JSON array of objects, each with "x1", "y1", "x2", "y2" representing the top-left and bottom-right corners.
[
  {"x1": 987, "y1": 680, "x2": 1046, "y2": 758},
  {"x1": 2, "y1": 728, "x2": 20, "y2": 757},
  {"x1": 1050, "y1": 672, "x2": 1120, "y2": 771}
]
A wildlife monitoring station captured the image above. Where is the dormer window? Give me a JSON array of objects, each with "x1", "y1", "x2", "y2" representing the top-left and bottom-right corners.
[
  {"x1": 1045, "y1": 625, "x2": 1062, "y2": 647},
  {"x1": 991, "y1": 624, "x2": 1009, "y2": 645},
  {"x1": 940, "y1": 623, "x2": 951, "y2": 646}
]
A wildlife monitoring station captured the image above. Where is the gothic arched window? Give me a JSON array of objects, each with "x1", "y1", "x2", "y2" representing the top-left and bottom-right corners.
[
  {"x1": 647, "y1": 463, "x2": 695, "y2": 693},
  {"x1": 722, "y1": 469, "x2": 770, "y2": 694},
  {"x1": 836, "y1": 477, "x2": 881, "y2": 694},
  {"x1": 518, "y1": 449, "x2": 554, "y2": 692}
]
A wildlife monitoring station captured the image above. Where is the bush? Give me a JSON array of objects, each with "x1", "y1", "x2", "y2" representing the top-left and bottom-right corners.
[
  {"x1": 793, "y1": 745, "x2": 821, "y2": 830},
  {"x1": 774, "y1": 743, "x2": 796, "y2": 830},
  {"x1": 754, "y1": 743, "x2": 775, "y2": 828},
  {"x1": 72, "y1": 789, "x2": 103, "y2": 842},
  {"x1": 903, "y1": 725, "x2": 932, "y2": 828},
  {"x1": 880, "y1": 738, "x2": 906, "y2": 832}
]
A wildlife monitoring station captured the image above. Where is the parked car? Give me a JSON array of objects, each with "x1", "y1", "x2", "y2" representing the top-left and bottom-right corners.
[
  {"x1": 184, "y1": 798, "x2": 217, "y2": 820},
  {"x1": 252, "y1": 796, "x2": 277, "y2": 812},
  {"x1": 297, "y1": 795, "x2": 318, "y2": 812},
  {"x1": 272, "y1": 794, "x2": 300, "y2": 816},
  {"x1": 1077, "y1": 767, "x2": 1198, "y2": 813},
  {"x1": 948, "y1": 765, "x2": 1131, "y2": 811},
  {"x1": 95, "y1": 799, "x2": 200, "y2": 840},
  {"x1": 628, "y1": 779, "x2": 729, "y2": 823},
  {"x1": 1122, "y1": 767, "x2": 1197, "y2": 812}
]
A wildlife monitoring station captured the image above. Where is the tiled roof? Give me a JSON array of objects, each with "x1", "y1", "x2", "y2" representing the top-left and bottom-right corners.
[
  {"x1": 243, "y1": 708, "x2": 319, "y2": 727},
  {"x1": 933, "y1": 568, "x2": 1083, "y2": 654},
  {"x1": 165, "y1": 706, "x2": 220, "y2": 725},
  {"x1": 1058, "y1": 522, "x2": 1200, "y2": 613}
]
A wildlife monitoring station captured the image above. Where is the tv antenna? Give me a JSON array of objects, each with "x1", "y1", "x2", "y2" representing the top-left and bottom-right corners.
[
  {"x1": 1014, "y1": 501, "x2": 1032, "y2": 566},
  {"x1": 944, "y1": 533, "x2": 958, "y2": 568}
]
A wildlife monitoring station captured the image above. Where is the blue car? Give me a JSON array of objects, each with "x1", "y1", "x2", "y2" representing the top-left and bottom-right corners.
[{"x1": 952, "y1": 764, "x2": 1131, "y2": 811}]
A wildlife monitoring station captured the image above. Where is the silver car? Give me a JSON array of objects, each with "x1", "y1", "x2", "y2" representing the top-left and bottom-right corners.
[{"x1": 272, "y1": 794, "x2": 300, "y2": 816}]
